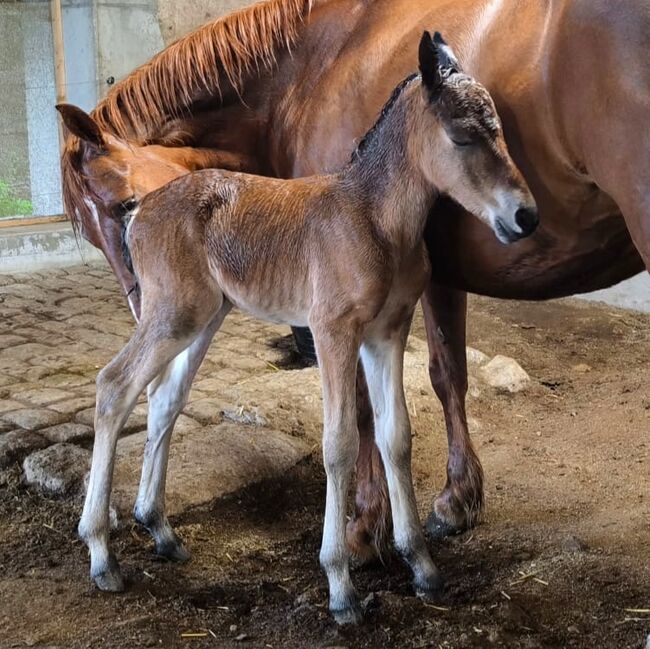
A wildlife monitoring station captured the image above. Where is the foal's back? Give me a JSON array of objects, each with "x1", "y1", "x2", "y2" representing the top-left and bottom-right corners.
[{"x1": 129, "y1": 169, "x2": 388, "y2": 327}]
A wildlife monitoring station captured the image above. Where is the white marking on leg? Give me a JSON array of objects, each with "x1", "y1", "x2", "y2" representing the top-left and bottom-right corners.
[
  {"x1": 360, "y1": 332, "x2": 440, "y2": 594},
  {"x1": 312, "y1": 328, "x2": 361, "y2": 623},
  {"x1": 134, "y1": 308, "x2": 228, "y2": 555}
]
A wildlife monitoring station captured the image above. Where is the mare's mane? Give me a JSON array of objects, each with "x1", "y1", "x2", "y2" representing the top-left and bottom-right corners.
[{"x1": 61, "y1": 0, "x2": 313, "y2": 237}]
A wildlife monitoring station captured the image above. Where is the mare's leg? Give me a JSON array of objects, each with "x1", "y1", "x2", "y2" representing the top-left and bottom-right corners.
[
  {"x1": 311, "y1": 322, "x2": 362, "y2": 625},
  {"x1": 360, "y1": 320, "x2": 443, "y2": 599},
  {"x1": 421, "y1": 283, "x2": 484, "y2": 538},
  {"x1": 134, "y1": 304, "x2": 231, "y2": 560},
  {"x1": 346, "y1": 364, "x2": 391, "y2": 562},
  {"x1": 79, "y1": 306, "x2": 218, "y2": 591}
]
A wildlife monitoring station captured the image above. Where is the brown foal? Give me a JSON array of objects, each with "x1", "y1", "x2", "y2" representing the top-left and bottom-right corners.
[{"x1": 78, "y1": 33, "x2": 536, "y2": 624}]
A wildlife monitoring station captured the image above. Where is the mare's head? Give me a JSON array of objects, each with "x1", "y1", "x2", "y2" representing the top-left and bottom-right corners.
[
  {"x1": 57, "y1": 104, "x2": 253, "y2": 317},
  {"x1": 413, "y1": 31, "x2": 537, "y2": 244},
  {"x1": 57, "y1": 104, "x2": 196, "y2": 227}
]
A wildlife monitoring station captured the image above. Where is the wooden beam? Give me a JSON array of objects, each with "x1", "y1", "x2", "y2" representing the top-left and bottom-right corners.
[
  {"x1": 51, "y1": 0, "x2": 67, "y2": 152},
  {"x1": 0, "y1": 215, "x2": 67, "y2": 229}
]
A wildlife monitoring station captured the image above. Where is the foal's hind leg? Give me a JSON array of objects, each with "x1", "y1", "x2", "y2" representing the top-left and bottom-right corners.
[
  {"x1": 360, "y1": 320, "x2": 443, "y2": 599},
  {"x1": 79, "y1": 315, "x2": 212, "y2": 591},
  {"x1": 134, "y1": 305, "x2": 231, "y2": 561}
]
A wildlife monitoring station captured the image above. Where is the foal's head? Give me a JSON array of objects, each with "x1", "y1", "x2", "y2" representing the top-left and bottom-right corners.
[{"x1": 413, "y1": 32, "x2": 537, "y2": 244}]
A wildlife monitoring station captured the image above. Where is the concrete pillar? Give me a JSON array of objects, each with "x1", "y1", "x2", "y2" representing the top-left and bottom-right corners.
[
  {"x1": 62, "y1": 0, "x2": 98, "y2": 112},
  {"x1": 95, "y1": 0, "x2": 164, "y2": 98}
]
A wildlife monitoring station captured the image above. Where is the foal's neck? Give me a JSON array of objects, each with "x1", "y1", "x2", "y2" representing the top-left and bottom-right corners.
[{"x1": 342, "y1": 86, "x2": 436, "y2": 252}]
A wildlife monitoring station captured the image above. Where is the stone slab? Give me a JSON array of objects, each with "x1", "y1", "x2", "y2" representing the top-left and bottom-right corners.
[{"x1": 111, "y1": 422, "x2": 312, "y2": 517}]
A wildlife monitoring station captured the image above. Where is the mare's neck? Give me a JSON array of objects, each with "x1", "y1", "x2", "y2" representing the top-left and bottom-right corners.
[{"x1": 341, "y1": 88, "x2": 437, "y2": 253}]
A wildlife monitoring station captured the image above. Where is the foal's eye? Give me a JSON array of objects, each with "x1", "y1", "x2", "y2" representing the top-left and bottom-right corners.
[{"x1": 451, "y1": 137, "x2": 475, "y2": 148}]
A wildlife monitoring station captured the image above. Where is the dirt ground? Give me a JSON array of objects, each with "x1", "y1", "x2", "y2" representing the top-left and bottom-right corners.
[{"x1": 1, "y1": 295, "x2": 649, "y2": 649}]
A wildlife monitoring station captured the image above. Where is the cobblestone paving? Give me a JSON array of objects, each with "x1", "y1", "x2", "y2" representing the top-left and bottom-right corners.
[
  {"x1": 0, "y1": 263, "x2": 318, "y2": 516},
  {"x1": 0, "y1": 263, "x2": 514, "y2": 521}
]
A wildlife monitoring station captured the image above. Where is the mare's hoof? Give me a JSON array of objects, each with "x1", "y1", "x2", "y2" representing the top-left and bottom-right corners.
[
  {"x1": 331, "y1": 602, "x2": 363, "y2": 626},
  {"x1": 156, "y1": 539, "x2": 191, "y2": 563},
  {"x1": 425, "y1": 509, "x2": 466, "y2": 540},
  {"x1": 414, "y1": 571, "x2": 445, "y2": 603},
  {"x1": 93, "y1": 554, "x2": 125, "y2": 592}
]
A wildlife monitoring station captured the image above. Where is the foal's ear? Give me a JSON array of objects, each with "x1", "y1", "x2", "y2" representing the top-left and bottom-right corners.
[
  {"x1": 419, "y1": 31, "x2": 443, "y2": 99},
  {"x1": 433, "y1": 31, "x2": 462, "y2": 74},
  {"x1": 56, "y1": 104, "x2": 106, "y2": 152}
]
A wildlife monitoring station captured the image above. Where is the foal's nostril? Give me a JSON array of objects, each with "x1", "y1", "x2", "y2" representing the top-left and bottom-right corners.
[{"x1": 515, "y1": 206, "x2": 539, "y2": 236}]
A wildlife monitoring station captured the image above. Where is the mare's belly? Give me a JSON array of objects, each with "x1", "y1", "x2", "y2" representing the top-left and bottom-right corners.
[{"x1": 426, "y1": 201, "x2": 645, "y2": 300}]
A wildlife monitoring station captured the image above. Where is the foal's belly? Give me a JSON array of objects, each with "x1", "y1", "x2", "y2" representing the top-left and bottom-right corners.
[
  {"x1": 215, "y1": 269, "x2": 310, "y2": 327},
  {"x1": 219, "y1": 281, "x2": 311, "y2": 328}
]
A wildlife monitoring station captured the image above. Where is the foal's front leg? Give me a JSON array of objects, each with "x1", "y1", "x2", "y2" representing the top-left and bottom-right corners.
[
  {"x1": 311, "y1": 322, "x2": 362, "y2": 625},
  {"x1": 360, "y1": 321, "x2": 443, "y2": 599},
  {"x1": 134, "y1": 307, "x2": 230, "y2": 560}
]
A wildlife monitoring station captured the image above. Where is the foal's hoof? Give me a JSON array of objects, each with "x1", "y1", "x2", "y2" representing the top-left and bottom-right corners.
[
  {"x1": 92, "y1": 554, "x2": 125, "y2": 592},
  {"x1": 425, "y1": 509, "x2": 466, "y2": 540},
  {"x1": 156, "y1": 538, "x2": 191, "y2": 563},
  {"x1": 414, "y1": 571, "x2": 445, "y2": 603},
  {"x1": 331, "y1": 602, "x2": 363, "y2": 626}
]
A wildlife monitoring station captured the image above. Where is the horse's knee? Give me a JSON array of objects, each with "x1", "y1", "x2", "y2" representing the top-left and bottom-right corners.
[
  {"x1": 323, "y1": 436, "x2": 358, "y2": 477},
  {"x1": 375, "y1": 421, "x2": 411, "y2": 470},
  {"x1": 95, "y1": 365, "x2": 129, "y2": 422},
  {"x1": 428, "y1": 359, "x2": 467, "y2": 403}
]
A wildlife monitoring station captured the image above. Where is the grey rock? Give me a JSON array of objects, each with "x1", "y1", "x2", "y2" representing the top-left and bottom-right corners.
[
  {"x1": 23, "y1": 443, "x2": 91, "y2": 496},
  {"x1": 111, "y1": 422, "x2": 311, "y2": 517},
  {"x1": 42, "y1": 423, "x2": 93, "y2": 444},
  {"x1": 480, "y1": 355, "x2": 531, "y2": 393},
  {"x1": 2, "y1": 407, "x2": 66, "y2": 431},
  {"x1": 467, "y1": 346, "x2": 490, "y2": 366},
  {"x1": 183, "y1": 398, "x2": 227, "y2": 425},
  {"x1": 0, "y1": 430, "x2": 48, "y2": 468}
]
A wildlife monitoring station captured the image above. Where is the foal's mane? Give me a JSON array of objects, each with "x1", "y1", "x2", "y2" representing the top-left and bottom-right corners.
[
  {"x1": 61, "y1": 0, "x2": 313, "y2": 238},
  {"x1": 353, "y1": 73, "x2": 419, "y2": 160}
]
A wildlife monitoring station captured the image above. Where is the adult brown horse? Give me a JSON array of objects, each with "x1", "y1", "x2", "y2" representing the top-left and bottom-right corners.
[{"x1": 59, "y1": 0, "x2": 649, "y2": 563}]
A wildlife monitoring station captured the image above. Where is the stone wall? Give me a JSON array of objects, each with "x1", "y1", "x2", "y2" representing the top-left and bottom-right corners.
[
  {"x1": 95, "y1": 0, "x2": 253, "y2": 98},
  {"x1": 157, "y1": 0, "x2": 253, "y2": 45}
]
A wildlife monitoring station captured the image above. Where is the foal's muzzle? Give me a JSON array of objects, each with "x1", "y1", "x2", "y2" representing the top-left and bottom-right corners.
[
  {"x1": 515, "y1": 206, "x2": 539, "y2": 237},
  {"x1": 495, "y1": 205, "x2": 539, "y2": 244}
]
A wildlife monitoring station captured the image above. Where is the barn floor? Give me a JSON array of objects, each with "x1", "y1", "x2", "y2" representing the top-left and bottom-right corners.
[{"x1": 0, "y1": 265, "x2": 649, "y2": 649}]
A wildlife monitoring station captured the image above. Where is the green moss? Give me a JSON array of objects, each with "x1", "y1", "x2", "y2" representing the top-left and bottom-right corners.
[{"x1": 0, "y1": 179, "x2": 32, "y2": 218}]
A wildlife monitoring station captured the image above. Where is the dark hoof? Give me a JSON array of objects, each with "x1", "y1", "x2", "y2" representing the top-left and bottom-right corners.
[
  {"x1": 92, "y1": 554, "x2": 125, "y2": 592},
  {"x1": 155, "y1": 539, "x2": 191, "y2": 563},
  {"x1": 425, "y1": 510, "x2": 466, "y2": 540},
  {"x1": 331, "y1": 602, "x2": 363, "y2": 626},
  {"x1": 414, "y1": 571, "x2": 445, "y2": 603}
]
